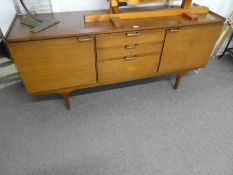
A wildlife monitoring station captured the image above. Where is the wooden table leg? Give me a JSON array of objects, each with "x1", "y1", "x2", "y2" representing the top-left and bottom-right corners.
[
  {"x1": 174, "y1": 71, "x2": 186, "y2": 90},
  {"x1": 62, "y1": 93, "x2": 71, "y2": 110},
  {"x1": 21, "y1": 81, "x2": 25, "y2": 88}
]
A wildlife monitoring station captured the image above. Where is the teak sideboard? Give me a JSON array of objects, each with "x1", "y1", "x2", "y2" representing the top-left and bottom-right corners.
[{"x1": 6, "y1": 10, "x2": 224, "y2": 109}]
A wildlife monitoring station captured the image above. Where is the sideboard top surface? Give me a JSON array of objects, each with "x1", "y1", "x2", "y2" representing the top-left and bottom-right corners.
[{"x1": 7, "y1": 10, "x2": 224, "y2": 43}]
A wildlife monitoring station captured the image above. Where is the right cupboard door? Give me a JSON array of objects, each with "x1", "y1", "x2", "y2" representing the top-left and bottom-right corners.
[{"x1": 159, "y1": 24, "x2": 223, "y2": 74}]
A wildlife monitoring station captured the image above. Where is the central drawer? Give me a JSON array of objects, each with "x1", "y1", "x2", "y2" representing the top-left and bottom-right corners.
[
  {"x1": 98, "y1": 54, "x2": 160, "y2": 84},
  {"x1": 96, "y1": 29, "x2": 165, "y2": 48},
  {"x1": 97, "y1": 41, "x2": 163, "y2": 61},
  {"x1": 96, "y1": 29, "x2": 165, "y2": 84}
]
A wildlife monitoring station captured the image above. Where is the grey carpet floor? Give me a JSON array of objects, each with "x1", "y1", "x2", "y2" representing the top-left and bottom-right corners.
[{"x1": 0, "y1": 56, "x2": 233, "y2": 175}]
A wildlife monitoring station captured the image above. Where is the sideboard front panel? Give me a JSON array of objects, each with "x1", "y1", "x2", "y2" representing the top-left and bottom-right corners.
[
  {"x1": 98, "y1": 54, "x2": 160, "y2": 84},
  {"x1": 158, "y1": 23, "x2": 223, "y2": 73},
  {"x1": 9, "y1": 36, "x2": 97, "y2": 94}
]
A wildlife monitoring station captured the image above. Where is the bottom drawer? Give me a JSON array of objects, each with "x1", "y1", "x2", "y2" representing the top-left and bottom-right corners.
[{"x1": 98, "y1": 54, "x2": 160, "y2": 83}]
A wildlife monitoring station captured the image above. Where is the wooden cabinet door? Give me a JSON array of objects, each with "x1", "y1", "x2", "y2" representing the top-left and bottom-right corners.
[
  {"x1": 9, "y1": 36, "x2": 96, "y2": 94},
  {"x1": 159, "y1": 24, "x2": 223, "y2": 73}
]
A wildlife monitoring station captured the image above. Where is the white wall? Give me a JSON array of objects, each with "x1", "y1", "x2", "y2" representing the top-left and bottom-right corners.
[
  {"x1": 0, "y1": 0, "x2": 16, "y2": 36},
  {"x1": 193, "y1": 0, "x2": 233, "y2": 17},
  {"x1": 51, "y1": 0, "x2": 107, "y2": 12},
  {"x1": 51, "y1": 0, "x2": 233, "y2": 18}
]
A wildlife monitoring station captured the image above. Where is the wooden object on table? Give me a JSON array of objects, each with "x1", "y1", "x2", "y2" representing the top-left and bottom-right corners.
[
  {"x1": 110, "y1": 0, "x2": 192, "y2": 12},
  {"x1": 181, "y1": 0, "x2": 192, "y2": 8},
  {"x1": 85, "y1": 0, "x2": 209, "y2": 23},
  {"x1": 183, "y1": 12, "x2": 198, "y2": 20},
  {"x1": 6, "y1": 10, "x2": 224, "y2": 109},
  {"x1": 110, "y1": 17, "x2": 122, "y2": 27}
]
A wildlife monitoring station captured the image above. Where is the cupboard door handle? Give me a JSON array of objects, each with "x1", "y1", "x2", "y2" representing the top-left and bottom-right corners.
[
  {"x1": 124, "y1": 55, "x2": 137, "y2": 61},
  {"x1": 126, "y1": 32, "x2": 140, "y2": 37},
  {"x1": 77, "y1": 36, "x2": 92, "y2": 42},
  {"x1": 168, "y1": 28, "x2": 182, "y2": 33},
  {"x1": 125, "y1": 44, "x2": 138, "y2": 49}
]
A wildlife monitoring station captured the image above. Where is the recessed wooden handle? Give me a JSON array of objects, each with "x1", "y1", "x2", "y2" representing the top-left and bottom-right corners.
[
  {"x1": 168, "y1": 28, "x2": 183, "y2": 33},
  {"x1": 126, "y1": 32, "x2": 140, "y2": 37},
  {"x1": 124, "y1": 55, "x2": 137, "y2": 61},
  {"x1": 125, "y1": 44, "x2": 138, "y2": 49},
  {"x1": 77, "y1": 36, "x2": 92, "y2": 42}
]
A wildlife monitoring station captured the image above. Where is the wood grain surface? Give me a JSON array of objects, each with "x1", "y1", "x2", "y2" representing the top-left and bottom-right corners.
[
  {"x1": 98, "y1": 54, "x2": 160, "y2": 83},
  {"x1": 159, "y1": 23, "x2": 223, "y2": 73},
  {"x1": 8, "y1": 36, "x2": 97, "y2": 94},
  {"x1": 7, "y1": 11, "x2": 224, "y2": 43}
]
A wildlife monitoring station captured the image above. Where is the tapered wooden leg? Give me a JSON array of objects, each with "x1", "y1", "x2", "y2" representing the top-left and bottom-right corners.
[
  {"x1": 174, "y1": 71, "x2": 186, "y2": 90},
  {"x1": 21, "y1": 81, "x2": 25, "y2": 88},
  {"x1": 62, "y1": 93, "x2": 71, "y2": 110}
]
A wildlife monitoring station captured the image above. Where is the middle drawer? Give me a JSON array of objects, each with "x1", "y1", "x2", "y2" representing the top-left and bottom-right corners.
[{"x1": 97, "y1": 41, "x2": 163, "y2": 62}]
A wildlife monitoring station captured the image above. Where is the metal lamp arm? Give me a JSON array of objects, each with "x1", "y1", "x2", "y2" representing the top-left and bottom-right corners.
[{"x1": 19, "y1": 0, "x2": 41, "y2": 22}]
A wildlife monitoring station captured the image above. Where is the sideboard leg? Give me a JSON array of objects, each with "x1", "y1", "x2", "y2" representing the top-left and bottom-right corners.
[
  {"x1": 21, "y1": 81, "x2": 25, "y2": 88},
  {"x1": 62, "y1": 93, "x2": 71, "y2": 110},
  {"x1": 174, "y1": 71, "x2": 186, "y2": 90}
]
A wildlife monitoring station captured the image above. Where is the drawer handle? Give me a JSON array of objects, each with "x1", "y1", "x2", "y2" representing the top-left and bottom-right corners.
[
  {"x1": 125, "y1": 44, "x2": 138, "y2": 49},
  {"x1": 77, "y1": 36, "x2": 92, "y2": 42},
  {"x1": 124, "y1": 55, "x2": 137, "y2": 61},
  {"x1": 126, "y1": 32, "x2": 140, "y2": 37},
  {"x1": 168, "y1": 28, "x2": 182, "y2": 33}
]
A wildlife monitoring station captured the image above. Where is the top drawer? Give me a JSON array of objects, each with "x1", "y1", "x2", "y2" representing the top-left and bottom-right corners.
[{"x1": 96, "y1": 29, "x2": 165, "y2": 48}]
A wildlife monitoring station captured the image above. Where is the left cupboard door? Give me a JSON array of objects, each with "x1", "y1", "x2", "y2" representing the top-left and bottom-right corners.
[{"x1": 8, "y1": 36, "x2": 97, "y2": 94}]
